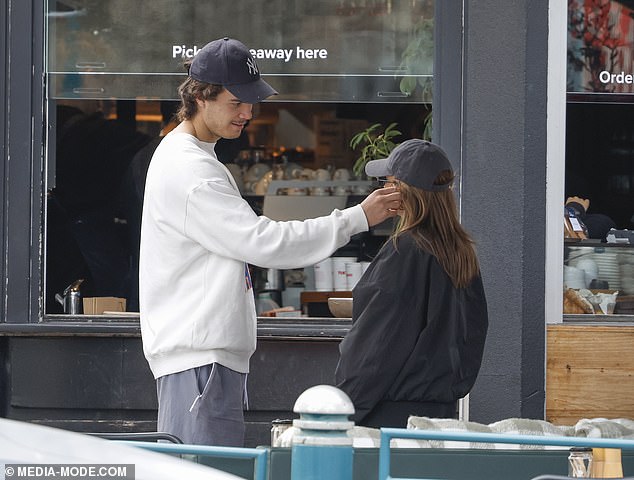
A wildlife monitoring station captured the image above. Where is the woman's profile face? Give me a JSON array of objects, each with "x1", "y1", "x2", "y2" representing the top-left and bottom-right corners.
[
  {"x1": 382, "y1": 176, "x2": 404, "y2": 215},
  {"x1": 380, "y1": 176, "x2": 401, "y2": 190}
]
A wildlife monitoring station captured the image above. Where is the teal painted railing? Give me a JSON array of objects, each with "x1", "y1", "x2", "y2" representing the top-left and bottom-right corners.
[
  {"x1": 123, "y1": 441, "x2": 268, "y2": 480},
  {"x1": 378, "y1": 428, "x2": 634, "y2": 480}
]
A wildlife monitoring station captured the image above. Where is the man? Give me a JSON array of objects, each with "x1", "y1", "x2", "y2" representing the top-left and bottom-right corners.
[{"x1": 139, "y1": 37, "x2": 401, "y2": 446}]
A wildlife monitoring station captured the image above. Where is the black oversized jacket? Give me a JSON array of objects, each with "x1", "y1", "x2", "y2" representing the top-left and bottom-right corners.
[{"x1": 335, "y1": 232, "x2": 488, "y2": 424}]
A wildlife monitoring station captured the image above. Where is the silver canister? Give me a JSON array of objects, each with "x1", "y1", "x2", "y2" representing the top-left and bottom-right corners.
[
  {"x1": 65, "y1": 290, "x2": 82, "y2": 315},
  {"x1": 264, "y1": 268, "x2": 285, "y2": 291},
  {"x1": 568, "y1": 447, "x2": 593, "y2": 478},
  {"x1": 55, "y1": 278, "x2": 84, "y2": 314}
]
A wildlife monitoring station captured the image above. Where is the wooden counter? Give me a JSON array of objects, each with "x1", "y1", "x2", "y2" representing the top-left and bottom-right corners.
[{"x1": 547, "y1": 324, "x2": 634, "y2": 425}]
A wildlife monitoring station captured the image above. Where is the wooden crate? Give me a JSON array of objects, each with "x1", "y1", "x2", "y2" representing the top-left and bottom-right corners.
[{"x1": 546, "y1": 324, "x2": 634, "y2": 425}]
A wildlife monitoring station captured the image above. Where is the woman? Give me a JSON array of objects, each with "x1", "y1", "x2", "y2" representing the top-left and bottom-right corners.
[{"x1": 335, "y1": 139, "x2": 488, "y2": 428}]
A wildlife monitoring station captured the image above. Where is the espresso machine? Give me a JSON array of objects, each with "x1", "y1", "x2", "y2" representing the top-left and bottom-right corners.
[{"x1": 254, "y1": 267, "x2": 285, "y2": 306}]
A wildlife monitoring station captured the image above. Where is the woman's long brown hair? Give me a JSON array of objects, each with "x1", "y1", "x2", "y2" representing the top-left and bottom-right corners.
[{"x1": 392, "y1": 170, "x2": 480, "y2": 288}]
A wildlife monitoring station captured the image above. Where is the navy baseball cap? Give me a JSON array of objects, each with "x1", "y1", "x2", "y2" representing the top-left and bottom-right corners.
[
  {"x1": 365, "y1": 139, "x2": 453, "y2": 191},
  {"x1": 189, "y1": 37, "x2": 277, "y2": 104}
]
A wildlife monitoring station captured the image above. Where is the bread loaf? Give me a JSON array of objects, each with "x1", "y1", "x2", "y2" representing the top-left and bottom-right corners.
[{"x1": 563, "y1": 288, "x2": 594, "y2": 314}]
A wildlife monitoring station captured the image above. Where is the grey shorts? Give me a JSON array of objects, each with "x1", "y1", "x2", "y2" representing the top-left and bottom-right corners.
[{"x1": 156, "y1": 363, "x2": 247, "y2": 446}]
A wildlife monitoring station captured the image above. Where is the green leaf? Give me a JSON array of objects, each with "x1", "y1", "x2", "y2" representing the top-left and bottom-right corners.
[
  {"x1": 350, "y1": 133, "x2": 363, "y2": 149},
  {"x1": 400, "y1": 76, "x2": 417, "y2": 94},
  {"x1": 349, "y1": 122, "x2": 402, "y2": 176}
]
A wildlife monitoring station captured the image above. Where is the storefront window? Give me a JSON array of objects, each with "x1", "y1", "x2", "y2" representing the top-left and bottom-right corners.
[
  {"x1": 44, "y1": 0, "x2": 434, "y2": 315},
  {"x1": 564, "y1": 0, "x2": 634, "y2": 317}
]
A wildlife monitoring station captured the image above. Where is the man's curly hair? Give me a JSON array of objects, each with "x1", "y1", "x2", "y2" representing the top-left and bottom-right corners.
[{"x1": 176, "y1": 60, "x2": 224, "y2": 121}]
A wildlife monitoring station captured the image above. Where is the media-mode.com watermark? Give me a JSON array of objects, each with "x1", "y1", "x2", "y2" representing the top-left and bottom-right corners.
[{"x1": 2, "y1": 464, "x2": 134, "y2": 480}]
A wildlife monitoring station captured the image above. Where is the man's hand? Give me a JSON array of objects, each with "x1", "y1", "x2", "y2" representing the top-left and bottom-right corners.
[{"x1": 359, "y1": 187, "x2": 401, "y2": 227}]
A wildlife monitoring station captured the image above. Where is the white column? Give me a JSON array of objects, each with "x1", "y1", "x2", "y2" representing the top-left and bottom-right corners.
[{"x1": 545, "y1": 0, "x2": 567, "y2": 325}]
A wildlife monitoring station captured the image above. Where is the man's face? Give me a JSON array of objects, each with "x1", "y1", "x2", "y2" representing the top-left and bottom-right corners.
[{"x1": 193, "y1": 89, "x2": 253, "y2": 142}]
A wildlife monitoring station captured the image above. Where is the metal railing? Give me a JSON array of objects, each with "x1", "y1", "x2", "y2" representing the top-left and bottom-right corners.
[
  {"x1": 88, "y1": 431, "x2": 184, "y2": 443},
  {"x1": 122, "y1": 441, "x2": 268, "y2": 480},
  {"x1": 378, "y1": 428, "x2": 634, "y2": 480}
]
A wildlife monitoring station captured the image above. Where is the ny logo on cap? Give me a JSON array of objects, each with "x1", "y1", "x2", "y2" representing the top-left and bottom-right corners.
[{"x1": 246, "y1": 57, "x2": 259, "y2": 76}]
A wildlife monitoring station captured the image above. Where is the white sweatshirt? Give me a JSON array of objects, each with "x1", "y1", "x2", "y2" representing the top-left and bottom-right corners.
[{"x1": 139, "y1": 132, "x2": 368, "y2": 378}]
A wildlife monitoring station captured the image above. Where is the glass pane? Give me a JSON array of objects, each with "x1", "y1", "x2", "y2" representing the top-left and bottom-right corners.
[
  {"x1": 46, "y1": 0, "x2": 434, "y2": 102},
  {"x1": 43, "y1": 1, "x2": 434, "y2": 316},
  {"x1": 567, "y1": 0, "x2": 634, "y2": 96}
]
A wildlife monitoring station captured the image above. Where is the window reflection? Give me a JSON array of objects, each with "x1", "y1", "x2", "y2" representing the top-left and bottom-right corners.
[
  {"x1": 44, "y1": 0, "x2": 434, "y2": 314},
  {"x1": 46, "y1": 0, "x2": 434, "y2": 102},
  {"x1": 46, "y1": 100, "x2": 150, "y2": 313}
]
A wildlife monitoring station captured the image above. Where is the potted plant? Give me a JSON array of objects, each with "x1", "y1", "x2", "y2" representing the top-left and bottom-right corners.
[{"x1": 349, "y1": 122, "x2": 402, "y2": 177}]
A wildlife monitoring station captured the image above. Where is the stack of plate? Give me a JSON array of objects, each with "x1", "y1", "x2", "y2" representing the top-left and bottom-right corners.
[
  {"x1": 568, "y1": 247, "x2": 621, "y2": 290},
  {"x1": 592, "y1": 249, "x2": 621, "y2": 290}
]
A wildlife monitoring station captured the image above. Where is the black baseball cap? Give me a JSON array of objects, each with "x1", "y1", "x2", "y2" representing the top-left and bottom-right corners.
[
  {"x1": 365, "y1": 139, "x2": 453, "y2": 191},
  {"x1": 189, "y1": 37, "x2": 278, "y2": 104}
]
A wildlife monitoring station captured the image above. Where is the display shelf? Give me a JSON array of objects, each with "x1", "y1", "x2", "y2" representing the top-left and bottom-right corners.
[
  {"x1": 564, "y1": 240, "x2": 634, "y2": 317},
  {"x1": 265, "y1": 180, "x2": 374, "y2": 195},
  {"x1": 565, "y1": 239, "x2": 634, "y2": 248}
]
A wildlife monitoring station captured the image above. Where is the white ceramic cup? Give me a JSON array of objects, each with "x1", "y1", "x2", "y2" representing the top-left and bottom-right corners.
[
  {"x1": 315, "y1": 168, "x2": 331, "y2": 181},
  {"x1": 346, "y1": 262, "x2": 363, "y2": 290},
  {"x1": 314, "y1": 258, "x2": 334, "y2": 291},
  {"x1": 309, "y1": 186, "x2": 331, "y2": 196},
  {"x1": 300, "y1": 168, "x2": 316, "y2": 180},
  {"x1": 332, "y1": 186, "x2": 350, "y2": 196},
  {"x1": 333, "y1": 257, "x2": 357, "y2": 291},
  {"x1": 333, "y1": 168, "x2": 351, "y2": 181}
]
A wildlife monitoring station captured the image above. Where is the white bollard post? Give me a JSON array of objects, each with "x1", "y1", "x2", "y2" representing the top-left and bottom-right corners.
[{"x1": 290, "y1": 385, "x2": 355, "y2": 480}]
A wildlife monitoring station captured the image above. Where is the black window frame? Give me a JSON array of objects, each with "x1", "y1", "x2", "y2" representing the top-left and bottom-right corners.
[
  {"x1": 2, "y1": 0, "x2": 46, "y2": 324},
  {"x1": 1, "y1": 0, "x2": 463, "y2": 325}
]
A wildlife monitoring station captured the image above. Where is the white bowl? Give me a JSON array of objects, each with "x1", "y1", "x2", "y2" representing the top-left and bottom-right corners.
[{"x1": 328, "y1": 297, "x2": 352, "y2": 318}]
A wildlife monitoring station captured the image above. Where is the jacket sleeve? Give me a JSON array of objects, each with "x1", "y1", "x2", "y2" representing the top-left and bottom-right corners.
[
  {"x1": 335, "y1": 242, "x2": 426, "y2": 422},
  {"x1": 183, "y1": 178, "x2": 369, "y2": 269}
]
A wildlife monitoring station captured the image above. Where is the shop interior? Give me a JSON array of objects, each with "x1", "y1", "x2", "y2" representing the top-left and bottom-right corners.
[
  {"x1": 45, "y1": 99, "x2": 430, "y2": 316},
  {"x1": 564, "y1": 100, "x2": 634, "y2": 316},
  {"x1": 566, "y1": 101, "x2": 634, "y2": 230},
  {"x1": 46, "y1": 98, "x2": 634, "y2": 318},
  {"x1": 43, "y1": 0, "x2": 435, "y2": 316}
]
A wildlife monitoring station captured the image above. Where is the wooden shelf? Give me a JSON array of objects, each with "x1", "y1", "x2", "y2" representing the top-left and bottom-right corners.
[
  {"x1": 300, "y1": 291, "x2": 352, "y2": 318},
  {"x1": 300, "y1": 291, "x2": 352, "y2": 303}
]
